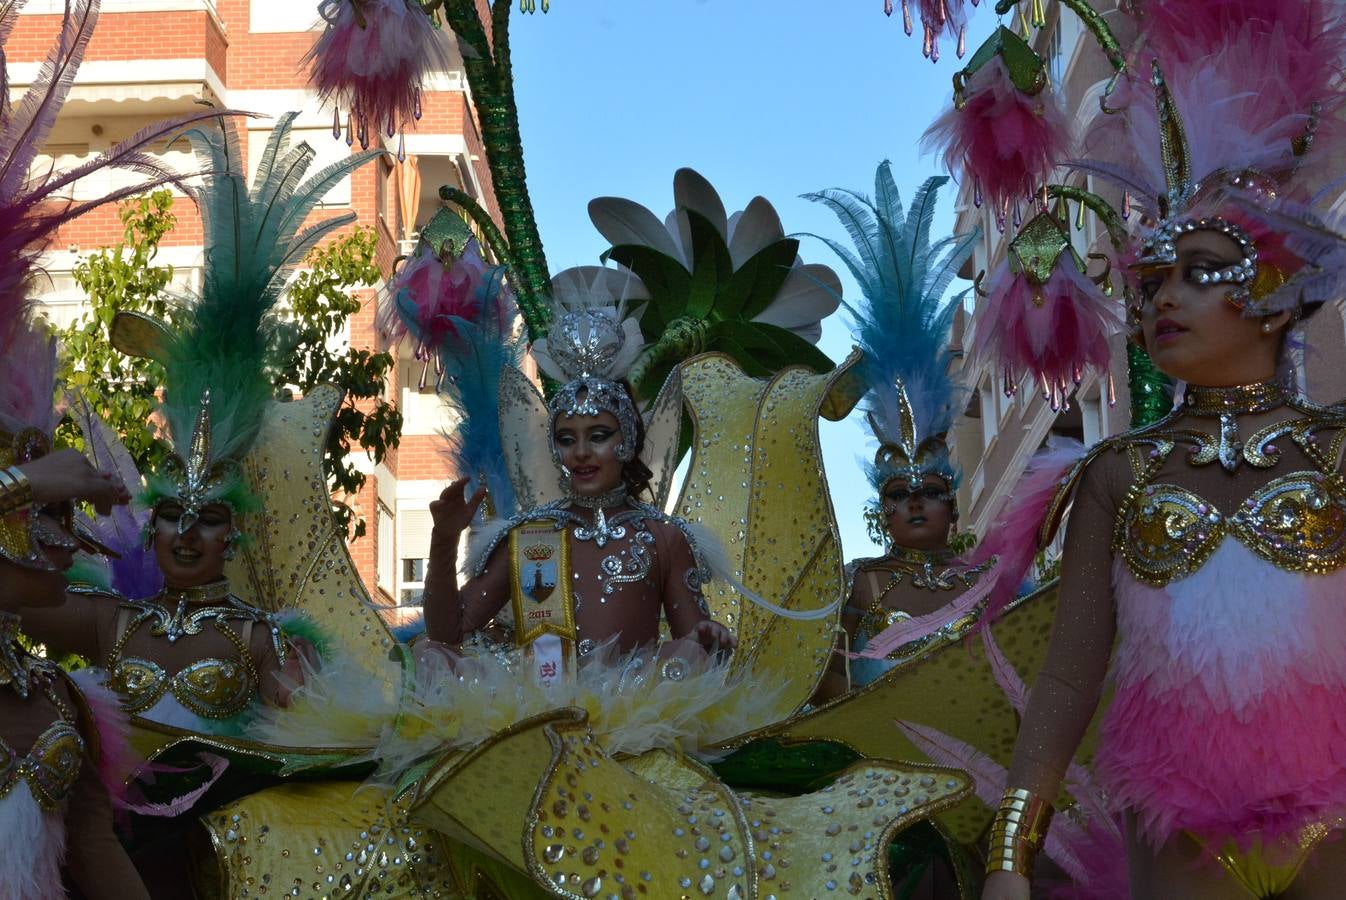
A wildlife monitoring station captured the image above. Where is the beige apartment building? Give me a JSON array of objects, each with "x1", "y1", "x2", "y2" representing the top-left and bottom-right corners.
[
  {"x1": 950, "y1": 1, "x2": 1346, "y2": 548},
  {"x1": 12, "y1": 0, "x2": 500, "y2": 618}
]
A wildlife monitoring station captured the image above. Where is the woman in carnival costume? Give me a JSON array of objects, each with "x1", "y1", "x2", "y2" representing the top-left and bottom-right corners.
[
  {"x1": 25, "y1": 112, "x2": 382, "y2": 739},
  {"x1": 809, "y1": 168, "x2": 990, "y2": 702},
  {"x1": 0, "y1": 0, "x2": 266, "y2": 893},
  {"x1": 960, "y1": 1, "x2": 1346, "y2": 896},
  {"x1": 422, "y1": 275, "x2": 738, "y2": 672},
  {"x1": 211, "y1": 203, "x2": 978, "y2": 895}
]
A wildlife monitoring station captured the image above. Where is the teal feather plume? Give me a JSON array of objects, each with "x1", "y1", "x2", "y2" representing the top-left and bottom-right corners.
[{"x1": 803, "y1": 163, "x2": 979, "y2": 491}]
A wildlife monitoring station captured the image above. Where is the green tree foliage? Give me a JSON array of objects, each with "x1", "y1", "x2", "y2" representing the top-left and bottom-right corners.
[
  {"x1": 56, "y1": 190, "x2": 176, "y2": 470},
  {"x1": 56, "y1": 192, "x2": 402, "y2": 539},
  {"x1": 273, "y1": 227, "x2": 403, "y2": 539}
]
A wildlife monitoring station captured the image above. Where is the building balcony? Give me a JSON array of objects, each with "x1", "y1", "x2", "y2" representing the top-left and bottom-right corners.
[{"x1": 10, "y1": 0, "x2": 227, "y2": 114}]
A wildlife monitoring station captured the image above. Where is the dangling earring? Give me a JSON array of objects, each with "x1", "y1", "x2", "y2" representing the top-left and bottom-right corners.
[
  {"x1": 558, "y1": 464, "x2": 573, "y2": 495},
  {"x1": 222, "y1": 527, "x2": 242, "y2": 561}
]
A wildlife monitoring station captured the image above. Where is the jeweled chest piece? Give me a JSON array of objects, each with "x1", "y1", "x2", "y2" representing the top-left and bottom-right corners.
[
  {"x1": 1182, "y1": 380, "x2": 1286, "y2": 472},
  {"x1": 153, "y1": 580, "x2": 234, "y2": 642},
  {"x1": 570, "y1": 487, "x2": 630, "y2": 548}
]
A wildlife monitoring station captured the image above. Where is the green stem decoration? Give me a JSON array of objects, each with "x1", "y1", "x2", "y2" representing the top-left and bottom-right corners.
[
  {"x1": 439, "y1": 0, "x2": 552, "y2": 342},
  {"x1": 626, "y1": 317, "x2": 710, "y2": 399},
  {"x1": 993, "y1": 0, "x2": 1127, "y2": 72},
  {"x1": 1126, "y1": 343, "x2": 1172, "y2": 428},
  {"x1": 439, "y1": 186, "x2": 514, "y2": 267},
  {"x1": 1045, "y1": 184, "x2": 1127, "y2": 251}
]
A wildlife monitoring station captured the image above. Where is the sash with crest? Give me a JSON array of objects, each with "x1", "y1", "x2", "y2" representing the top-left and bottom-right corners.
[{"x1": 508, "y1": 521, "x2": 577, "y2": 686}]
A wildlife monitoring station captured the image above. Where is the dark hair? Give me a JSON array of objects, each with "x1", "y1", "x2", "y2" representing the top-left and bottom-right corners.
[{"x1": 619, "y1": 380, "x2": 655, "y2": 500}]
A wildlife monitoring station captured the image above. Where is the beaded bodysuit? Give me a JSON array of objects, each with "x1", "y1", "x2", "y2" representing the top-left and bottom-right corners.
[
  {"x1": 847, "y1": 548, "x2": 993, "y2": 685},
  {"x1": 100, "y1": 581, "x2": 289, "y2": 729}
]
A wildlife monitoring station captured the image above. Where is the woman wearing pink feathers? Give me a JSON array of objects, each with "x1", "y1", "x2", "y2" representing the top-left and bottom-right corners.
[{"x1": 962, "y1": 1, "x2": 1346, "y2": 897}]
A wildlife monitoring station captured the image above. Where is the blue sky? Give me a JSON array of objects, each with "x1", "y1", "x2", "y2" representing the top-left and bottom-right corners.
[{"x1": 510, "y1": 0, "x2": 997, "y2": 558}]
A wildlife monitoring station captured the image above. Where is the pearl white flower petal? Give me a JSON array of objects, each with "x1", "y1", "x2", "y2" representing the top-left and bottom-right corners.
[{"x1": 726, "y1": 195, "x2": 786, "y2": 268}]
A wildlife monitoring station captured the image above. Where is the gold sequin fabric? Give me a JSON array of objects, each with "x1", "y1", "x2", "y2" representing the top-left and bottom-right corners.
[
  {"x1": 403, "y1": 708, "x2": 969, "y2": 899},
  {"x1": 111, "y1": 656, "x2": 256, "y2": 720},
  {"x1": 1113, "y1": 436, "x2": 1346, "y2": 587},
  {"x1": 0, "y1": 719, "x2": 83, "y2": 811},
  {"x1": 198, "y1": 780, "x2": 459, "y2": 898}
]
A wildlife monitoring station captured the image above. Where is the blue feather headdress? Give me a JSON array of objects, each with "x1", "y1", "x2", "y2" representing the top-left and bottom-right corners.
[
  {"x1": 805, "y1": 163, "x2": 978, "y2": 497},
  {"x1": 115, "y1": 112, "x2": 383, "y2": 532}
]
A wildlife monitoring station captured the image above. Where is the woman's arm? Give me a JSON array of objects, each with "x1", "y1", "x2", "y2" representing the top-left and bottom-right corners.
[
  {"x1": 983, "y1": 453, "x2": 1124, "y2": 899},
  {"x1": 19, "y1": 590, "x2": 109, "y2": 662},
  {"x1": 63, "y1": 726, "x2": 150, "y2": 899},
  {"x1": 421, "y1": 479, "x2": 511, "y2": 644},
  {"x1": 658, "y1": 524, "x2": 736, "y2": 654}
]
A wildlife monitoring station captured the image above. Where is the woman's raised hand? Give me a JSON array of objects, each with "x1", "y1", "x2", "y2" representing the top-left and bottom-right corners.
[{"x1": 429, "y1": 478, "x2": 486, "y2": 541}]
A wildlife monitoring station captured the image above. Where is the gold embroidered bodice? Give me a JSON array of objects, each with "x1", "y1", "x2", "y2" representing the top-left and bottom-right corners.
[
  {"x1": 103, "y1": 581, "x2": 286, "y2": 721},
  {"x1": 0, "y1": 614, "x2": 83, "y2": 810},
  {"x1": 0, "y1": 718, "x2": 83, "y2": 810},
  {"x1": 1109, "y1": 384, "x2": 1346, "y2": 587},
  {"x1": 852, "y1": 549, "x2": 992, "y2": 661}
]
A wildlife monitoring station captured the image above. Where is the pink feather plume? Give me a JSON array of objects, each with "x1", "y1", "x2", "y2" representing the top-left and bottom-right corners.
[
  {"x1": 923, "y1": 56, "x2": 1072, "y2": 218},
  {"x1": 304, "y1": 0, "x2": 450, "y2": 146},
  {"x1": 68, "y1": 668, "x2": 138, "y2": 810},
  {"x1": 0, "y1": 1, "x2": 242, "y2": 435},
  {"x1": 966, "y1": 438, "x2": 1089, "y2": 622},
  {"x1": 967, "y1": 255, "x2": 1123, "y2": 409},
  {"x1": 381, "y1": 238, "x2": 509, "y2": 354},
  {"x1": 896, "y1": 717, "x2": 1127, "y2": 897}
]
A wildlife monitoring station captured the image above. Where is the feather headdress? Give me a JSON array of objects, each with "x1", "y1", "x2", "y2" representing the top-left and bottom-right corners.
[
  {"x1": 0, "y1": 0, "x2": 246, "y2": 568},
  {"x1": 804, "y1": 163, "x2": 978, "y2": 497},
  {"x1": 1074, "y1": 0, "x2": 1346, "y2": 316},
  {"x1": 117, "y1": 113, "x2": 383, "y2": 531}
]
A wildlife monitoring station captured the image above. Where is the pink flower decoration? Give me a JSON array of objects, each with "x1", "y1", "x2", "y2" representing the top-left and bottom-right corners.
[
  {"x1": 304, "y1": 0, "x2": 449, "y2": 144},
  {"x1": 923, "y1": 55, "x2": 1071, "y2": 219},
  {"x1": 968, "y1": 255, "x2": 1123, "y2": 409}
]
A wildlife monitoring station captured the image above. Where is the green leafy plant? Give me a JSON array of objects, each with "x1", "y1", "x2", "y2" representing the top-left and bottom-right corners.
[
  {"x1": 273, "y1": 226, "x2": 402, "y2": 539},
  {"x1": 55, "y1": 190, "x2": 176, "y2": 469}
]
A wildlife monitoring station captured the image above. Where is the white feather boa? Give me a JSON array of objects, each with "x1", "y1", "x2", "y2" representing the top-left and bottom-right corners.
[
  {"x1": 0, "y1": 786, "x2": 66, "y2": 900},
  {"x1": 255, "y1": 639, "x2": 789, "y2": 778}
]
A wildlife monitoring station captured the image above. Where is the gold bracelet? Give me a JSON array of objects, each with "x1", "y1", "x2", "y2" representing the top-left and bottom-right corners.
[
  {"x1": 0, "y1": 466, "x2": 33, "y2": 516},
  {"x1": 985, "y1": 787, "x2": 1054, "y2": 878}
]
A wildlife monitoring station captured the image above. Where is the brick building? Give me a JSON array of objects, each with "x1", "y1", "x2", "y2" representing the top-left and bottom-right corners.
[{"x1": 14, "y1": 0, "x2": 500, "y2": 617}]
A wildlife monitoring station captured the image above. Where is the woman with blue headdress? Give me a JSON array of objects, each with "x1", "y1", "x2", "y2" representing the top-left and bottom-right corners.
[{"x1": 810, "y1": 165, "x2": 992, "y2": 700}]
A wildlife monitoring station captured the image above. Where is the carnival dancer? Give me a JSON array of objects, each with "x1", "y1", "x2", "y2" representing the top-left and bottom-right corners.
[
  {"x1": 977, "y1": 2, "x2": 1346, "y2": 896},
  {"x1": 23, "y1": 112, "x2": 381, "y2": 736},
  {"x1": 807, "y1": 167, "x2": 989, "y2": 702},
  {"x1": 421, "y1": 276, "x2": 738, "y2": 673}
]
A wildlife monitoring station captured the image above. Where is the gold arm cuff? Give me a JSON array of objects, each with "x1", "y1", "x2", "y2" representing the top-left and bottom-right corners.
[
  {"x1": 0, "y1": 466, "x2": 33, "y2": 517},
  {"x1": 985, "y1": 787, "x2": 1054, "y2": 878}
]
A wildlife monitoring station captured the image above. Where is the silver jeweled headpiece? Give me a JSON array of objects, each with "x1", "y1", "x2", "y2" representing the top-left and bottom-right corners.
[{"x1": 531, "y1": 298, "x2": 645, "y2": 467}]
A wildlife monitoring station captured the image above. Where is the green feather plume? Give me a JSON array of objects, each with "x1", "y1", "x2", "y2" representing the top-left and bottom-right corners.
[{"x1": 155, "y1": 112, "x2": 383, "y2": 486}]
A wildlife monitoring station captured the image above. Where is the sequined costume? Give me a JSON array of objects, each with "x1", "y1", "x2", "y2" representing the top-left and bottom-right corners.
[
  {"x1": 0, "y1": 613, "x2": 147, "y2": 900},
  {"x1": 1033, "y1": 383, "x2": 1346, "y2": 847},
  {"x1": 845, "y1": 550, "x2": 994, "y2": 687},
  {"x1": 201, "y1": 335, "x2": 976, "y2": 897}
]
